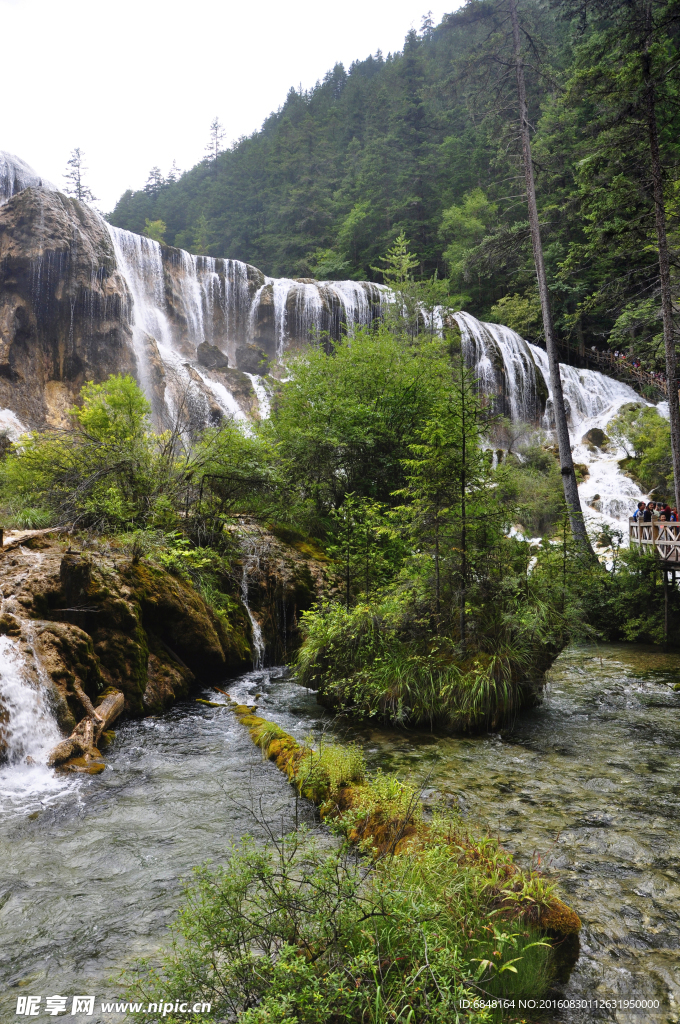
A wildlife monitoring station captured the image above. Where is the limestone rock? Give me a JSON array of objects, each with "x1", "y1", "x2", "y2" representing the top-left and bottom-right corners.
[
  {"x1": 197, "y1": 342, "x2": 229, "y2": 369},
  {"x1": 0, "y1": 187, "x2": 135, "y2": 428}
]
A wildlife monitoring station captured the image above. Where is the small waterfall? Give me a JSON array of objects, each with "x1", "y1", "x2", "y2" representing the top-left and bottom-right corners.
[
  {"x1": 239, "y1": 535, "x2": 265, "y2": 669},
  {"x1": 456, "y1": 311, "x2": 542, "y2": 422},
  {"x1": 244, "y1": 373, "x2": 271, "y2": 419},
  {"x1": 0, "y1": 635, "x2": 71, "y2": 811}
]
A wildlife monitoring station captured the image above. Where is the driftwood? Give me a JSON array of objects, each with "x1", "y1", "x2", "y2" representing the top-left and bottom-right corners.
[
  {"x1": 1, "y1": 526, "x2": 69, "y2": 554},
  {"x1": 48, "y1": 687, "x2": 124, "y2": 767}
]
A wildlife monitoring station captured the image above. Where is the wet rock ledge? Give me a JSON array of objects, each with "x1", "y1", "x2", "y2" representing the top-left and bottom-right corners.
[{"x1": 0, "y1": 534, "x2": 253, "y2": 771}]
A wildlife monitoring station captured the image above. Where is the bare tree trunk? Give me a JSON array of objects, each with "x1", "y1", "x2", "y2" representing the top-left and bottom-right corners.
[
  {"x1": 48, "y1": 689, "x2": 124, "y2": 767},
  {"x1": 642, "y1": 0, "x2": 680, "y2": 512},
  {"x1": 509, "y1": 0, "x2": 592, "y2": 553},
  {"x1": 459, "y1": 360, "x2": 467, "y2": 648}
]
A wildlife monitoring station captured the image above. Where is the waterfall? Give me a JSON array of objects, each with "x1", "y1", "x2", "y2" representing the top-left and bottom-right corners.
[
  {"x1": 455, "y1": 312, "x2": 651, "y2": 530},
  {"x1": 239, "y1": 538, "x2": 265, "y2": 670},
  {"x1": 0, "y1": 635, "x2": 71, "y2": 811},
  {"x1": 104, "y1": 223, "x2": 386, "y2": 425},
  {"x1": 101, "y1": 212, "x2": 649, "y2": 533},
  {"x1": 244, "y1": 373, "x2": 271, "y2": 419},
  {"x1": 0, "y1": 151, "x2": 55, "y2": 207}
]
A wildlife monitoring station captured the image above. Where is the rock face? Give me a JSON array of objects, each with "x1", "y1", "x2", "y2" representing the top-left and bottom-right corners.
[
  {"x1": 0, "y1": 535, "x2": 251, "y2": 752},
  {"x1": 0, "y1": 188, "x2": 136, "y2": 428},
  {"x1": 234, "y1": 521, "x2": 329, "y2": 665},
  {"x1": 0, "y1": 527, "x2": 328, "y2": 764}
]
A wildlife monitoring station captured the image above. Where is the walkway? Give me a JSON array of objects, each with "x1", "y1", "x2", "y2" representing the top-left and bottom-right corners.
[{"x1": 629, "y1": 518, "x2": 680, "y2": 565}]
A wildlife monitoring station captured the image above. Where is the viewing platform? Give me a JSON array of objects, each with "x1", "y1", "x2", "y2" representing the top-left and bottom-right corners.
[{"x1": 629, "y1": 518, "x2": 680, "y2": 565}]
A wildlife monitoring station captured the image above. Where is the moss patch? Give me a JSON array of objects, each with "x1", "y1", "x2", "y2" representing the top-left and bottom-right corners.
[{"x1": 230, "y1": 703, "x2": 581, "y2": 950}]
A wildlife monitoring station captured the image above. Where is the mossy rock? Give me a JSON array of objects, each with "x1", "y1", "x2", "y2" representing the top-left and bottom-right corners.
[
  {"x1": 126, "y1": 563, "x2": 245, "y2": 680},
  {"x1": 538, "y1": 896, "x2": 581, "y2": 935},
  {"x1": 144, "y1": 632, "x2": 194, "y2": 713},
  {"x1": 581, "y1": 427, "x2": 610, "y2": 449},
  {"x1": 93, "y1": 626, "x2": 148, "y2": 716},
  {"x1": 57, "y1": 754, "x2": 106, "y2": 774}
]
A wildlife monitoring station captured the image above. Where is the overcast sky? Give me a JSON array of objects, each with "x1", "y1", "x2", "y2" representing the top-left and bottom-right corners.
[{"x1": 1, "y1": 0, "x2": 462, "y2": 212}]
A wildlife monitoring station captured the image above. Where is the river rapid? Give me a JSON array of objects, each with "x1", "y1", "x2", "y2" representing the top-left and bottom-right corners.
[{"x1": 1, "y1": 645, "x2": 679, "y2": 1023}]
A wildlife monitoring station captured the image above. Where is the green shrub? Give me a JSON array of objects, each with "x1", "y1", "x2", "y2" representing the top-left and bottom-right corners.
[{"x1": 123, "y1": 824, "x2": 553, "y2": 1024}]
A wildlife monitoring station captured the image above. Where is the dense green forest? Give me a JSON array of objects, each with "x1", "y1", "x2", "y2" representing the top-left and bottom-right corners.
[{"x1": 109, "y1": 0, "x2": 680, "y2": 370}]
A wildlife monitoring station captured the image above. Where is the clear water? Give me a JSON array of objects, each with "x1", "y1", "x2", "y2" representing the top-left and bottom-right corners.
[
  {"x1": 0, "y1": 672, "x2": 308, "y2": 1023},
  {"x1": 2, "y1": 646, "x2": 679, "y2": 1023},
  {"x1": 229, "y1": 644, "x2": 680, "y2": 1023}
]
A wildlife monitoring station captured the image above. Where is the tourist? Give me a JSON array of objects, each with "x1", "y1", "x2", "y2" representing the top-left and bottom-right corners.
[
  {"x1": 671, "y1": 509, "x2": 679, "y2": 523},
  {"x1": 643, "y1": 502, "x2": 655, "y2": 522},
  {"x1": 633, "y1": 501, "x2": 646, "y2": 521}
]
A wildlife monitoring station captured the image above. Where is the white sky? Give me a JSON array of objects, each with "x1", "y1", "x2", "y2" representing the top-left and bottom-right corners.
[{"x1": 0, "y1": 0, "x2": 460, "y2": 212}]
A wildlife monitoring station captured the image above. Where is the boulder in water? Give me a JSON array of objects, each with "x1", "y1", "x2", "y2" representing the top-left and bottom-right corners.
[
  {"x1": 197, "y1": 342, "x2": 229, "y2": 369},
  {"x1": 581, "y1": 427, "x2": 611, "y2": 449}
]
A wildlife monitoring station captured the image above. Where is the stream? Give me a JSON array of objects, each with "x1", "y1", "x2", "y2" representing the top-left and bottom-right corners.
[{"x1": 1, "y1": 645, "x2": 679, "y2": 1022}]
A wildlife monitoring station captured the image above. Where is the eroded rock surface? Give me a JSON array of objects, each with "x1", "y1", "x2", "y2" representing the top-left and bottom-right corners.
[
  {"x1": 0, "y1": 528, "x2": 328, "y2": 766},
  {"x1": 0, "y1": 536, "x2": 251, "y2": 766},
  {"x1": 0, "y1": 188, "x2": 136, "y2": 428}
]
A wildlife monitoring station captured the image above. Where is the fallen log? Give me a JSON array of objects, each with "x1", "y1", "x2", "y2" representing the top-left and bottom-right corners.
[{"x1": 48, "y1": 688, "x2": 124, "y2": 767}]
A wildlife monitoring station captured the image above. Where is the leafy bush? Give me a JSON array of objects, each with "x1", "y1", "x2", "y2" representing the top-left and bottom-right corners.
[
  {"x1": 123, "y1": 823, "x2": 553, "y2": 1024},
  {"x1": 607, "y1": 404, "x2": 672, "y2": 498}
]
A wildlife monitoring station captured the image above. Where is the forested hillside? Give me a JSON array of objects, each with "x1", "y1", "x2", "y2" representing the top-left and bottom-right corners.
[{"x1": 109, "y1": 0, "x2": 680, "y2": 368}]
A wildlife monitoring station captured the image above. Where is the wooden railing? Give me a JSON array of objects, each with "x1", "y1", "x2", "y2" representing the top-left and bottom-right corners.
[{"x1": 629, "y1": 518, "x2": 680, "y2": 564}]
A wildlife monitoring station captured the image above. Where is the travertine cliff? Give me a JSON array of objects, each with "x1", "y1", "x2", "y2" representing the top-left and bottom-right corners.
[{"x1": 0, "y1": 188, "x2": 136, "y2": 428}]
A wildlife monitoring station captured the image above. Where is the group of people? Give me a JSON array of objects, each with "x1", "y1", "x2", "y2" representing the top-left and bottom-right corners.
[
  {"x1": 613, "y1": 350, "x2": 644, "y2": 370},
  {"x1": 633, "y1": 501, "x2": 679, "y2": 523},
  {"x1": 612, "y1": 351, "x2": 666, "y2": 382}
]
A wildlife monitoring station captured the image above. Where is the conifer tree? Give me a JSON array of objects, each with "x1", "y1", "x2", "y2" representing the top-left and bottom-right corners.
[
  {"x1": 553, "y1": 0, "x2": 680, "y2": 512},
  {"x1": 457, "y1": 0, "x2": 591, "y2": 552},
  {"x1": 144, "y1": 167, "x2": 165, "y2": 196},
  {"x1": 63, "y1": 148, "x2": 97, "y2": 203},
  {"x1": 205, "y1": 117, "x2": 226, "y2": 165}
]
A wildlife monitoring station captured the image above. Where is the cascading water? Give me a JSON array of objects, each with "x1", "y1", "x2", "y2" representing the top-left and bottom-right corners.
[
  {"x1": 103, "y1": 222, "x2": 385, "y2": 427},
  {"x1": 455, "y1": 311, "x2": 652, "y2": 535},
  {"x1": 0, "y1": 635, "x2": 71, "y2": 811},
  {"x1": 104, "y1": 205, "x2": 650, "y2": 537},
  {"x1": 239, "y1": 538, "x2": 265, "y2": 669},
  {"x1": 0, "y1": 151, "x2": 54, "y2": 206}
]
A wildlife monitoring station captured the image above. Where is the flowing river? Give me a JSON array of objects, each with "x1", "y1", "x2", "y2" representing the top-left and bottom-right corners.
[{"x1": 1, "y1": 645, "x2": 679, "y2": 1022}]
